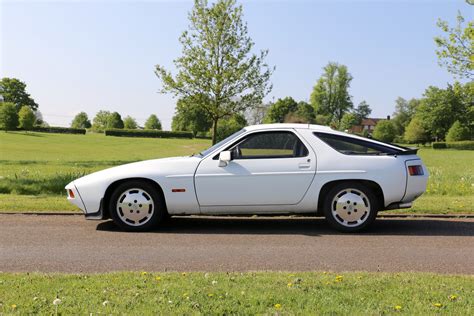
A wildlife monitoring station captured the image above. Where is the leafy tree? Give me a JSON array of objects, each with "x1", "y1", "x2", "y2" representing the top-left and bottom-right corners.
[
  {"x1": 0, "y1": 78, "x2": 38, "y2": 111},
  {"x1": 144, "y1": 114, "x2": 162, "y2": 130},
  {"x1": 372, "y1": 120, "x2": 396, "y2": 142},
  {"x1": 18, "y1": 106, "x2": 36, "y2": 130},
  {"x1": 293, "y1": 101, "x2": 315, "y2": 123},
  {"x1": 434, "y1": 11, "x2": 473, "y2": 79},
  {"x1": 0, "y1": 102, "x2": 19, "y2": 131},
  {"x1": 353, "y1": 101, "x2": 372, "y2": 124},
  {"x1": 446, "y1": 120, "x2": 471, "y2": 141},
  {"x1": 108, "y1": 112, "x2": 124, "y2": 129},
  {"x1": 315, "y1": 114, "x2": 331, "y2": 126},
  {"x1": 171, "y1": 96, "x2": 211, "y2": 135},
  {"x1": 123, "y1": 116, "x2": 138, "y2": 129},
  {"x1": 392, "y1": 97, "x2": 420, "y2": 135},
  {"x1": 263, "y1": 97, "x2": 298, "y2": 123},
  {"x1": 92, "y1": 110, "x2": 111, "y2": 132},
  {"x1": 155, "y1": 0, "x2": 274, "y2": 144},
  {"x1": 71, "y1": 112, "x2": 91, "y2": 129},
  {"x1": 339, "y1": 112, "x2": 359, "y2": 131},
  {"x1": 34, "y1": 110, "x2": 48, "y2": 127},
  {"x1": 404, "y1": 117, "x2": 429, "y2": 144},
  {"x1": 310, "y1": 62, "x2": 353, "y2": 124},
  {"x1": 415, "y1": 82, "x2": 471, "y2": 141},
  {"x1": 216, "y1": 113, "x2": 247, "y2": 142}
]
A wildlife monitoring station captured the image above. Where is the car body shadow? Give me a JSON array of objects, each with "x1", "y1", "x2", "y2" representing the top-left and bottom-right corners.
[{"x1": 96, "y1": 216, "x2": 474, "y2": 237}]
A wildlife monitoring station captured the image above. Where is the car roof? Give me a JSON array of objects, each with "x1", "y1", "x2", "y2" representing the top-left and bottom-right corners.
[{"x1": 245, "y1": 123, "x2": 333, "y2": 132}]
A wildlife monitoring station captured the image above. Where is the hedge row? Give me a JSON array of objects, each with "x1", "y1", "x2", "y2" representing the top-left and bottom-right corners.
[
  {"x1": 105, "y1": 129, "x2": 194, "y2": 139},
  {"x1": 432, "y1": 141, "x2": 474, "y2": 150},
  {"x1": 18, "y1": 126, "x2": 86, "y2": 134}
]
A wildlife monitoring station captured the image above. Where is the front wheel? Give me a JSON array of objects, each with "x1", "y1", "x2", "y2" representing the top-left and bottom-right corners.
[
  {"x1": 109, "y1": 180, "x2": 166, "y2": 232},
  {"x1": 323, "y1": 182, "x2": 379, "y2": 233}
]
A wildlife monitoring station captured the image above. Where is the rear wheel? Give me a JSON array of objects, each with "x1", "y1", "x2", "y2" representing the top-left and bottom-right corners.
[
  {"x1": 323, "y1": 182, "x2": 379, "y2": 232},
  {"x1": 109, "y1": 180, "x2": 166, "y2": 232}
]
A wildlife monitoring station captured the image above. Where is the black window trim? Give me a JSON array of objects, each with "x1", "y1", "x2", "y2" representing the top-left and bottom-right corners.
[
  {"x1": 212, "y1": 130, "x2": 310, "y2": 160},
  {"x1": 313, "y1": 132, "x2": 417, "y2": 156}
]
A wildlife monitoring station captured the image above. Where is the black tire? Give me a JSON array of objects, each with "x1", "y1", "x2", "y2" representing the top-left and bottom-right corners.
[
  {"x1": 323, "y1": 182, "x2": 379, "y2": 233},
  {"x1": 109, "y1": 180, "x2": 167, "y2": 232}
]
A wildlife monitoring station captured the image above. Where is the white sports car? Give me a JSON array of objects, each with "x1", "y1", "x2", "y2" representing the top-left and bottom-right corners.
[{"x1": 66, "y1": 124, "x2": 428, "y2": 232}]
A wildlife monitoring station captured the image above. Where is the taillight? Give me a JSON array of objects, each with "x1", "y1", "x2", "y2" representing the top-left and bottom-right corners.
[
  {"x1": 408, "y1": 165, "x2": 424, "y2": 176},
  {"x1": 68, "y1": 189, "x2": 75, "y2": 198}
]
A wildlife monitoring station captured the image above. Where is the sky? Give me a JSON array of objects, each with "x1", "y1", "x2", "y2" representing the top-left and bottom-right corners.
[{"x1": 0, "y1": 0, "x2": 472, "y2": 129}]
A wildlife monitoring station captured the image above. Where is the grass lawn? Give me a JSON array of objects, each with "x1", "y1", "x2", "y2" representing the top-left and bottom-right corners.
[
  {"x1": 0, "y1": 272, "x2": 472, "y2": 315},
  {"x1": 0, "y1": 131, "x2": 472, "y2": 214}
]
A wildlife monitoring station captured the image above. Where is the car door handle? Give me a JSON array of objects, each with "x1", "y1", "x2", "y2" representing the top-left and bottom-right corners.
[{"x1": 298, "y1": 163, "x2": 311, "y2": 169}]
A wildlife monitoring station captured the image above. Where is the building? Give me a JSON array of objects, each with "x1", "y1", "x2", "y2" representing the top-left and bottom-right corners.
[{"x1": 348, "y1": 116, "x2": 390, "y2": 134}]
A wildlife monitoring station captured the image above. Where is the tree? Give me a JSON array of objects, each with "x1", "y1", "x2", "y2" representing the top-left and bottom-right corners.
[
  {"x1": 155, "y1": 0, "x2": 274, "y2": 144},
  {"x1": 216, "y1": 113, "x2": 247, "y2": 142},
  {"x1": 18, "y1": 106, "x2": 36, "y2": 130},
  {"x1": 353, "y1": 101, "x2": 372, "y2": 124},
  {"x1": 310, "y1": 62, "x2": 353, "y2": 124},
  {"x1": 339, "y1": 112, "x2": 359, "y2": 131},
  {"x1": 34, "y1": 110, "x2": 48, "y2": 127},
  {"x1": 92, "y1": 110, "x2": 111, "y2": 132},
  {"x1": 108, "y1": 112, "x2": 124, "y2": 129},
  {"x1": 446, "y1": 120, "x2": 471, "y2": 141},
  {"x1": 245, "y1": 102, "x2": 271, "y2": 125},
  {"x1": 392, "y1": 97, "x2": 419, "y2": 135},
  {"x1": 372, "y1": 120, "x2": 396, "y2": 142},
  {"x1": 144, "y1": 114, "x2": 162, "y2": 130},
  {"x1": 0, "y1": 78, "x2": 38, "y2": 111},
  {"x1": 0, "y1": 102, "x2": 19, "y2": 131},
  {"x1": 263, "y1": 97, "x2": 298, "y2": 123},
  {"x1": 123, "y1": 116, "x2": 138, "y2": 129},
  {"x1": 404, "y1": 117, "x2": 429, "y2": 144},
  {"x1": 415, "y1": 82, "x2": 471, "y2": 141},
  {"x1": 71, "y1": 112, "x2": 91, "y2": 129},
  {"x1": 171, "y1": 96, "x2": 212, "y2": 135},
  {"x1": 434, "y1": 11, "x2": 473, "y2": 79},
  {"x1": 293, "y1": 101, "x2": 315, "y2": 123}
]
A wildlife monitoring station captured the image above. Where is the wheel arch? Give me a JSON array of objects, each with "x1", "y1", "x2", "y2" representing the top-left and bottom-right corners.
[
  {"x1": 102, "y1": 177, "x2": 168, "y2": 219},
  {"x1": 316, "y1": 179, "x2": 384, "y2": 215}
]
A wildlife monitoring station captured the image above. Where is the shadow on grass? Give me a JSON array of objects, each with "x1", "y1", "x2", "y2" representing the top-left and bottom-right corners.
[{"x1": 96, "y1": 216, "x2": 474, "y2": 237}]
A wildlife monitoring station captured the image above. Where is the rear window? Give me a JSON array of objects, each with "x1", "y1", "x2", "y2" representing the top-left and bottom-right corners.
[{"x1": 314, "y1": 132, "x2": 402, "y2": 155}]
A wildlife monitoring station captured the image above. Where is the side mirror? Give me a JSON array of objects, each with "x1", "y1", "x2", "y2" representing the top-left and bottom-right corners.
[{"x1": 218, "y1": 151, "x2": 232, "y2": 167}]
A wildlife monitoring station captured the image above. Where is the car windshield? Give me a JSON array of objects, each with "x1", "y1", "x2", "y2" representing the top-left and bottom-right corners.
[{"x1": 198, "y1": 129, "x2": 246, "y2": 157}]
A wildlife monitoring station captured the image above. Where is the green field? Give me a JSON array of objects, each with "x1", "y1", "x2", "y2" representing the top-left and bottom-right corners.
[
  {"x1": 0, "y1": 131, "x2": 473, "y2": 213},
  {"x1": 0, "y1": 272, "x2": 472, "y2": 315}
]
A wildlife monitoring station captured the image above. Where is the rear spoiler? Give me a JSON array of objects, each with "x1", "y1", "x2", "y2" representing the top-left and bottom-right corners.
[{"x1": 396, "y1": 148, "x2": 419, "y2": 155}]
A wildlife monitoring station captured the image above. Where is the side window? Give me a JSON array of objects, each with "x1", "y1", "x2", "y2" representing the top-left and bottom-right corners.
[
  {"x1": 314, "y1": 132, "x2": 399, "y2": 155},
  {"x1": 231, "y1": 131, "x2": 308, "y2": 159}
]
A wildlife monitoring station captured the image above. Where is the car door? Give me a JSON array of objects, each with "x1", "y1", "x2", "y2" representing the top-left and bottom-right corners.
[{"x1": 194, "y1": 130, "x2": 316, "y2": 207}]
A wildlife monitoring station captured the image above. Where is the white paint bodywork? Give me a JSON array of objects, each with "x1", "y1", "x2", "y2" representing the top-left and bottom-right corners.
[{"x1": 66, "y1": 124, "x2": 428, "y2": 218}]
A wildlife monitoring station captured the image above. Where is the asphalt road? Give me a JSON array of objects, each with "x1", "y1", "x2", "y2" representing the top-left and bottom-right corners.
[{"x1": 0, "y1": 214, "x2": 473, "y2": 274}]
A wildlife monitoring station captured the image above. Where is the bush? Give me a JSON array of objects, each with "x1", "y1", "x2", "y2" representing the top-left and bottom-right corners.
[
  {"x1": 105, "y1": 129, "x2": 193, "y2": 139},
  {"x1": 18, "y1": 126, "x2": 87, "y2": 134},
  {"x1": 446, "y1": 121, "x2": 471, "y2": 142},
  {"x1": 433, "y1": 141, "x2": 474, "y2": 150},
  {"x1": 432, "y1": 142, "x2": 447, "y2": 149},
  {"x1": 446, "y1": 141, "x2": 474, "y2": 150},
  {"x1": 18, "y1": 106, "x2": 36, "y2": 130},
  {"x1": 0, "y1": 102, "x2": 19, "y2": 131}
]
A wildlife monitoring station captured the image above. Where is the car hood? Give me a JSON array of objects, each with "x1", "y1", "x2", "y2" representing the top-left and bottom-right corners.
[{"x1": 72, "y1": 155, "x2": 202, "y2": 187}]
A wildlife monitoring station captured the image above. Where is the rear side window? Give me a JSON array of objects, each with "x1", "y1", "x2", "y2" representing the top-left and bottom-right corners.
[{"x1": 314, "y1": 132, "x2": 400, "y2": 155}]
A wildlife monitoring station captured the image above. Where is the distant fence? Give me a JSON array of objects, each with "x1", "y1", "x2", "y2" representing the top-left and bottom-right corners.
[{"x1": 105, "y1": 129, "x2": 194, "y2": 139}]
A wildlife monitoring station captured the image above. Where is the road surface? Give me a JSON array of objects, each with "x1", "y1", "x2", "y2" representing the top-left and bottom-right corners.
[{"x1": 0, "y1": 214, "x2": 472, "y2": 274}]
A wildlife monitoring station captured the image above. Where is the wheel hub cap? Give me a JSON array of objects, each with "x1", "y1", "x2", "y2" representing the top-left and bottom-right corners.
[
  {"x1": 331, "y1": 188, "x2": 370, "y2": 227},
  {"x1": 116, "y1": 188, "x2": 154, "y2": 226}
]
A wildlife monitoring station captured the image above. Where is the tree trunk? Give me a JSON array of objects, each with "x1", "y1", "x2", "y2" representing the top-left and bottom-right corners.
[{"x1": 211, "y1": 118, "x2": 218, "y2": 145}]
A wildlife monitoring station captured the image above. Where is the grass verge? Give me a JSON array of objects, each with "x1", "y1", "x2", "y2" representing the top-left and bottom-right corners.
[{"x1": 0, "y1": 272, "x2": 472, "y2": 315}]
